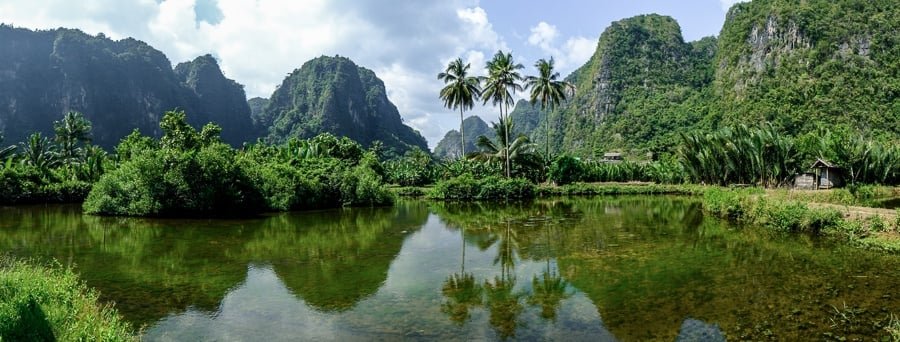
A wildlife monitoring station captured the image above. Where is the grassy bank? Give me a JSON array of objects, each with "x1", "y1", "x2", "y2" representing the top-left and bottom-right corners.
[
  {"x1": 0, "y1": 257, "x2": 135, "y2": 341},
  {"x1": 702, "y1": 188, "x2": 900, "y2": 253}
]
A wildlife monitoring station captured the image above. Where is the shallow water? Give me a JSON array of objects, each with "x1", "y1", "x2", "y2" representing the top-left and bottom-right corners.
[{"x1": 0, "y1": 197, "x2": 897, "y2": 341}]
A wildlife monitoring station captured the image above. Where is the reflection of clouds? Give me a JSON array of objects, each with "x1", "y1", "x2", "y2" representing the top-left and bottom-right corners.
[
  {"x1": 144, "y1": 216, "x2": 615, "y2": 341},
  {"x1": 676, "y1": 318, "x2": 726, "y2": 342},
  {"x1": 145, "y1": 265, "x2": 341, "y2": 341}
]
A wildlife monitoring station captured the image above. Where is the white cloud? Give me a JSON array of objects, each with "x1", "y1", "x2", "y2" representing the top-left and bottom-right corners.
[
  {"x1": 525, "y1": 21, "x2": 596, "y2": 74},
  {"x1": 0, "y1": 0, "x2": 521, "y2": 147},
  {"x1": 527, "y1": 22, "x2": 558, "y2": 50},
  {"x1": 720, "y1": 0, "x2": 750, "y2": 11}
]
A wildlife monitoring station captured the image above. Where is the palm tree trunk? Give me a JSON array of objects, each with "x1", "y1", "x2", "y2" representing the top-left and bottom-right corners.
[
  {"x1": 459, "y1": 108, "x2": 466, "y2": 159},
  {"x1": 503, "y1": 100, "x2": 511, "y2": 178},
  {"x1": 545, "y1": 106, "x2": 552, "y2": 163},
  {"x1": 461, "y1": 227, "x2": 466, "y2": 274}
]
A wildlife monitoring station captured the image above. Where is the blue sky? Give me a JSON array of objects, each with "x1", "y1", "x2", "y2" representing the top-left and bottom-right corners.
[{"x1": 0, "y1": 0, "x2": 746, "y2": 147}]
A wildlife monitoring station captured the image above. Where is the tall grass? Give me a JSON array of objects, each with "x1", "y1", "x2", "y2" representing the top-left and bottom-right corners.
[{"x1": 0, "y1": 257, "x2": 135, "y2": 341}]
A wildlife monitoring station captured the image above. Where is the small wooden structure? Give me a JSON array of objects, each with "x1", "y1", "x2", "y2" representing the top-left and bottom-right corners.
[
  {"x1": 810, "y1": 159, "x2": 844, "y2": 189},
  {"x1": 793, "y1": 172, "x2": 817, "y2": 190},
  {"x1": 602, "y1": 152, "x2": 623, "y2": 163}
]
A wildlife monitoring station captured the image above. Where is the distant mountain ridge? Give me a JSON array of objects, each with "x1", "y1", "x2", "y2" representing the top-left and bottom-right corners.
[
  {"x1": 0, "y1": 25, "x2": 253, "y2": 147},
  {"x1": 433, "y1": 115, "x2": 494, "y2": 160}
]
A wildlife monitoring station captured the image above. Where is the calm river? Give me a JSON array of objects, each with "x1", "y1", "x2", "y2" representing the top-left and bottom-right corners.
[{"x1": 1, "y1": 197, "x2": 897, "y2": 340}]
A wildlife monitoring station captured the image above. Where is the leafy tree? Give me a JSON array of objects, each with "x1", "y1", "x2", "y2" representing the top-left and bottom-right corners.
[
  {"x1": 481, "y1": 51, "x2": 524, "y2": 177},
  {"x1": 525, "y1": 58, "x2": 574, "y2": 161},
  {"x1": 438, "y1": 58, "x2": 482, "y2": 158},
  {"x1": 160, "y1": 110, "x2": 201, "y2": 150}
]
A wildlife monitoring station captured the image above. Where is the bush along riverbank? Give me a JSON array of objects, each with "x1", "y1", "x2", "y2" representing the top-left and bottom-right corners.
[
  {"x1": 702, "y1": 188, "x2": 900, "y2": 253},
  {"x1": 0, "y1": 257, "x2": 135, "y2": 341},
  {"x1": 83, "y1": 111, "x2": 393, "y2": 217}
]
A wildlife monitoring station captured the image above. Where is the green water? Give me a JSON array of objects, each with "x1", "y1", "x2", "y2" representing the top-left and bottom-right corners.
[{"x1": 1, "y1": 197, "x2": 898, "y2": 341}]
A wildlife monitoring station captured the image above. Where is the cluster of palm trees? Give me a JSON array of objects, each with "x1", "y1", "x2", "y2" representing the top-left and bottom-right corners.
[
  {"x1": 676, "y1": 124, "x2": 900, "y2": 187},
  {"x1": 438, "y1": 51, "x2": 574, "y2": 178},
  {"x1": 1, "y1": 111, "x2": 104, "y2": 181},
  {"x1": 677, "y1": 125, "x2": 800, "y2": 187}
]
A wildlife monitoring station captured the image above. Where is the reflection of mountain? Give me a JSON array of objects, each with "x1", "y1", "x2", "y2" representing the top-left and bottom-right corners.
[
  {"x1": 242, "y1": 203, "x2": 428, "y2": 312},
  {"x1": 0, "y1": 202, "x2": 429, "y2": 325},
  {"x1": 0, "y1": 205, "x2": 250, "y2": 325}
]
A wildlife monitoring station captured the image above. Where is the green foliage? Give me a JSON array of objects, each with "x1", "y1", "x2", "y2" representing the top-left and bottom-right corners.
[
  {"x1": 538, "y1": 183, "x2": 705, "y2": 197},
  {"x1": 435, "y1": 159, "x2": 503, "y2": 181},
  {"x1": 702, "y1": 188, "x2": 844, "y2": 234},
  {"x1": 428, "y1": 174, "x2": 536, "y2": 201},
  {"x1": 0, "y1": 257, "x2": 134, "y2": 341},
  {"x1": 53, "y1": 111, "x2": 92, "y2": 163},
  {"x1": 114, "y1": 129, "x2": 157, "y2": 162},
  {"x1": 481, "y1": 50, "x2": 525, "y2": 178},
  {"x1": 19, "y1": 132, "x2": 60, "y2": 176},
  {"x1": 677, "y1": 124, "x2": 899, "y2": 187},
  {"x1": 383, "y1": 148, "x2": 433, "y2": 187},
  {"x1": 84, "y1": 141, "x2": 265, "y2": 217},
  {"x1": 85, "y1": 112, "x2": 267, "y2": 216},
  {"x1": 548, "y1": 155, "x2": 584, "y2": 185},
  {"x1": 677, "y1": 124, "x2": 800, "y2": 186},
  {"x1": 470, "y1": 118, "x2": 545, "y2": 181},
  {"x1": 548, "y1": 155, "x2": 686, "y2": 185},
  {"x1": 438, "y1": 58, "x2": 482, "y2": 157}
]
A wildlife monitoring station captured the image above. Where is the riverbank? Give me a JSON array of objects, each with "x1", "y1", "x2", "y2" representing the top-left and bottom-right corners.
[
  {"x1": 0, "y1": 257, "x2": 135, "y2": 341},
  {"x1": 703, "y1": 187, "x2": 900, "y2": 253},
  {"x1": 415, "y1": 181, "x2": 900, "y2": 253}
]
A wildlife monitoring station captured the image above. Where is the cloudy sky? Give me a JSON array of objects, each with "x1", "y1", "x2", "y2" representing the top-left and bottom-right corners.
[{"x1": 0, "y1": 0, "x2": 747, "y2": 148}]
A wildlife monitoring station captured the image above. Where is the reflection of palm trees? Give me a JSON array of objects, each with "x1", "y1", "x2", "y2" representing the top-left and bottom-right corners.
[
  {"x1": 528, "y1": 269, "x2": 570, "y2": 322},
  {"x1": 485, "y1": 220, "x2": 523, "y2": 339},
  {"x1": 441, "y1": 226, "x2": 483, "y2": 325},
  {"x1": 527, "y1": 219, "x2": 571, "y2": 322}
]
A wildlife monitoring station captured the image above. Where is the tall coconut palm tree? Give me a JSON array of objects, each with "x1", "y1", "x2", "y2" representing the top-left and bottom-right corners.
[
  {"x1": 482, "y1": 51, "x2": 524, "y2": 177},
  {"x1": 53, "y1": 111, "x2": 92, "y2": 163},
  {"x1": 438, "y1": 58, "x2": 482, "y2": 158},
  {"x1": 524, "y1": 57, "x2": 574, "y2": 161}
]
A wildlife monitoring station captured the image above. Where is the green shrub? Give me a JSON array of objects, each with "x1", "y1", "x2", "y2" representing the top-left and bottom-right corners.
[
  {"x1": 429, "y1": 174, "x2": 480, "y2": 200},
  {"x1": 549, "y1": 155, "x2": 584, "y2": 185},
  {"x1": 867, "y1": 215, "x2": 888, "y2": 233},
  {"x1": 895, "y1": 209, "x2": 900, "y2": 230},
  {"x1": 84, "y1": 144, "x2": 265, "y2": 217},
  {"x1": 428, "y1": 175, "x2": 536, "y2": 200},
  {"x1": 0, "y1": 257, "x2": 134, "y2": 341}
]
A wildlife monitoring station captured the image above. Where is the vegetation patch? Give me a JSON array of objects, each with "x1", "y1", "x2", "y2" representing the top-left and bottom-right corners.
[
  {"x1": 0, "y1": 257, "x2": 134, "y2": 341},
  {"x1": 428, "y1": 174, "x2": 535, "y2": 201},
  {"x1": 701, "y1": 188, "x2": 900, "y2": 253}
]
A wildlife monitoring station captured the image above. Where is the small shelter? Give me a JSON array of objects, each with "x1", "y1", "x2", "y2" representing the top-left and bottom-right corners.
[
  {"x1": 602, "y1": 152, "x2": 623, "y2": 163},
  {"x1": 793, "y1": 172, "x2": 817, "y2": 190},
  {"x1": 810, "y1": 159, "x2": 843, "y2": 189}
]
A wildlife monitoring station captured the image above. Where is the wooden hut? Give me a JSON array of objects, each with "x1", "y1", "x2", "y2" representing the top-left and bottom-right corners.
[
  {"x1": 793, "y1": 172, "x2": 817, "y2": 190},
  {"x1": 602, "y1": 152, "x2": 623, "y2": 163},
  {"x1": 810, "y1": 159, "x2": 843, "y2": 189}
]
